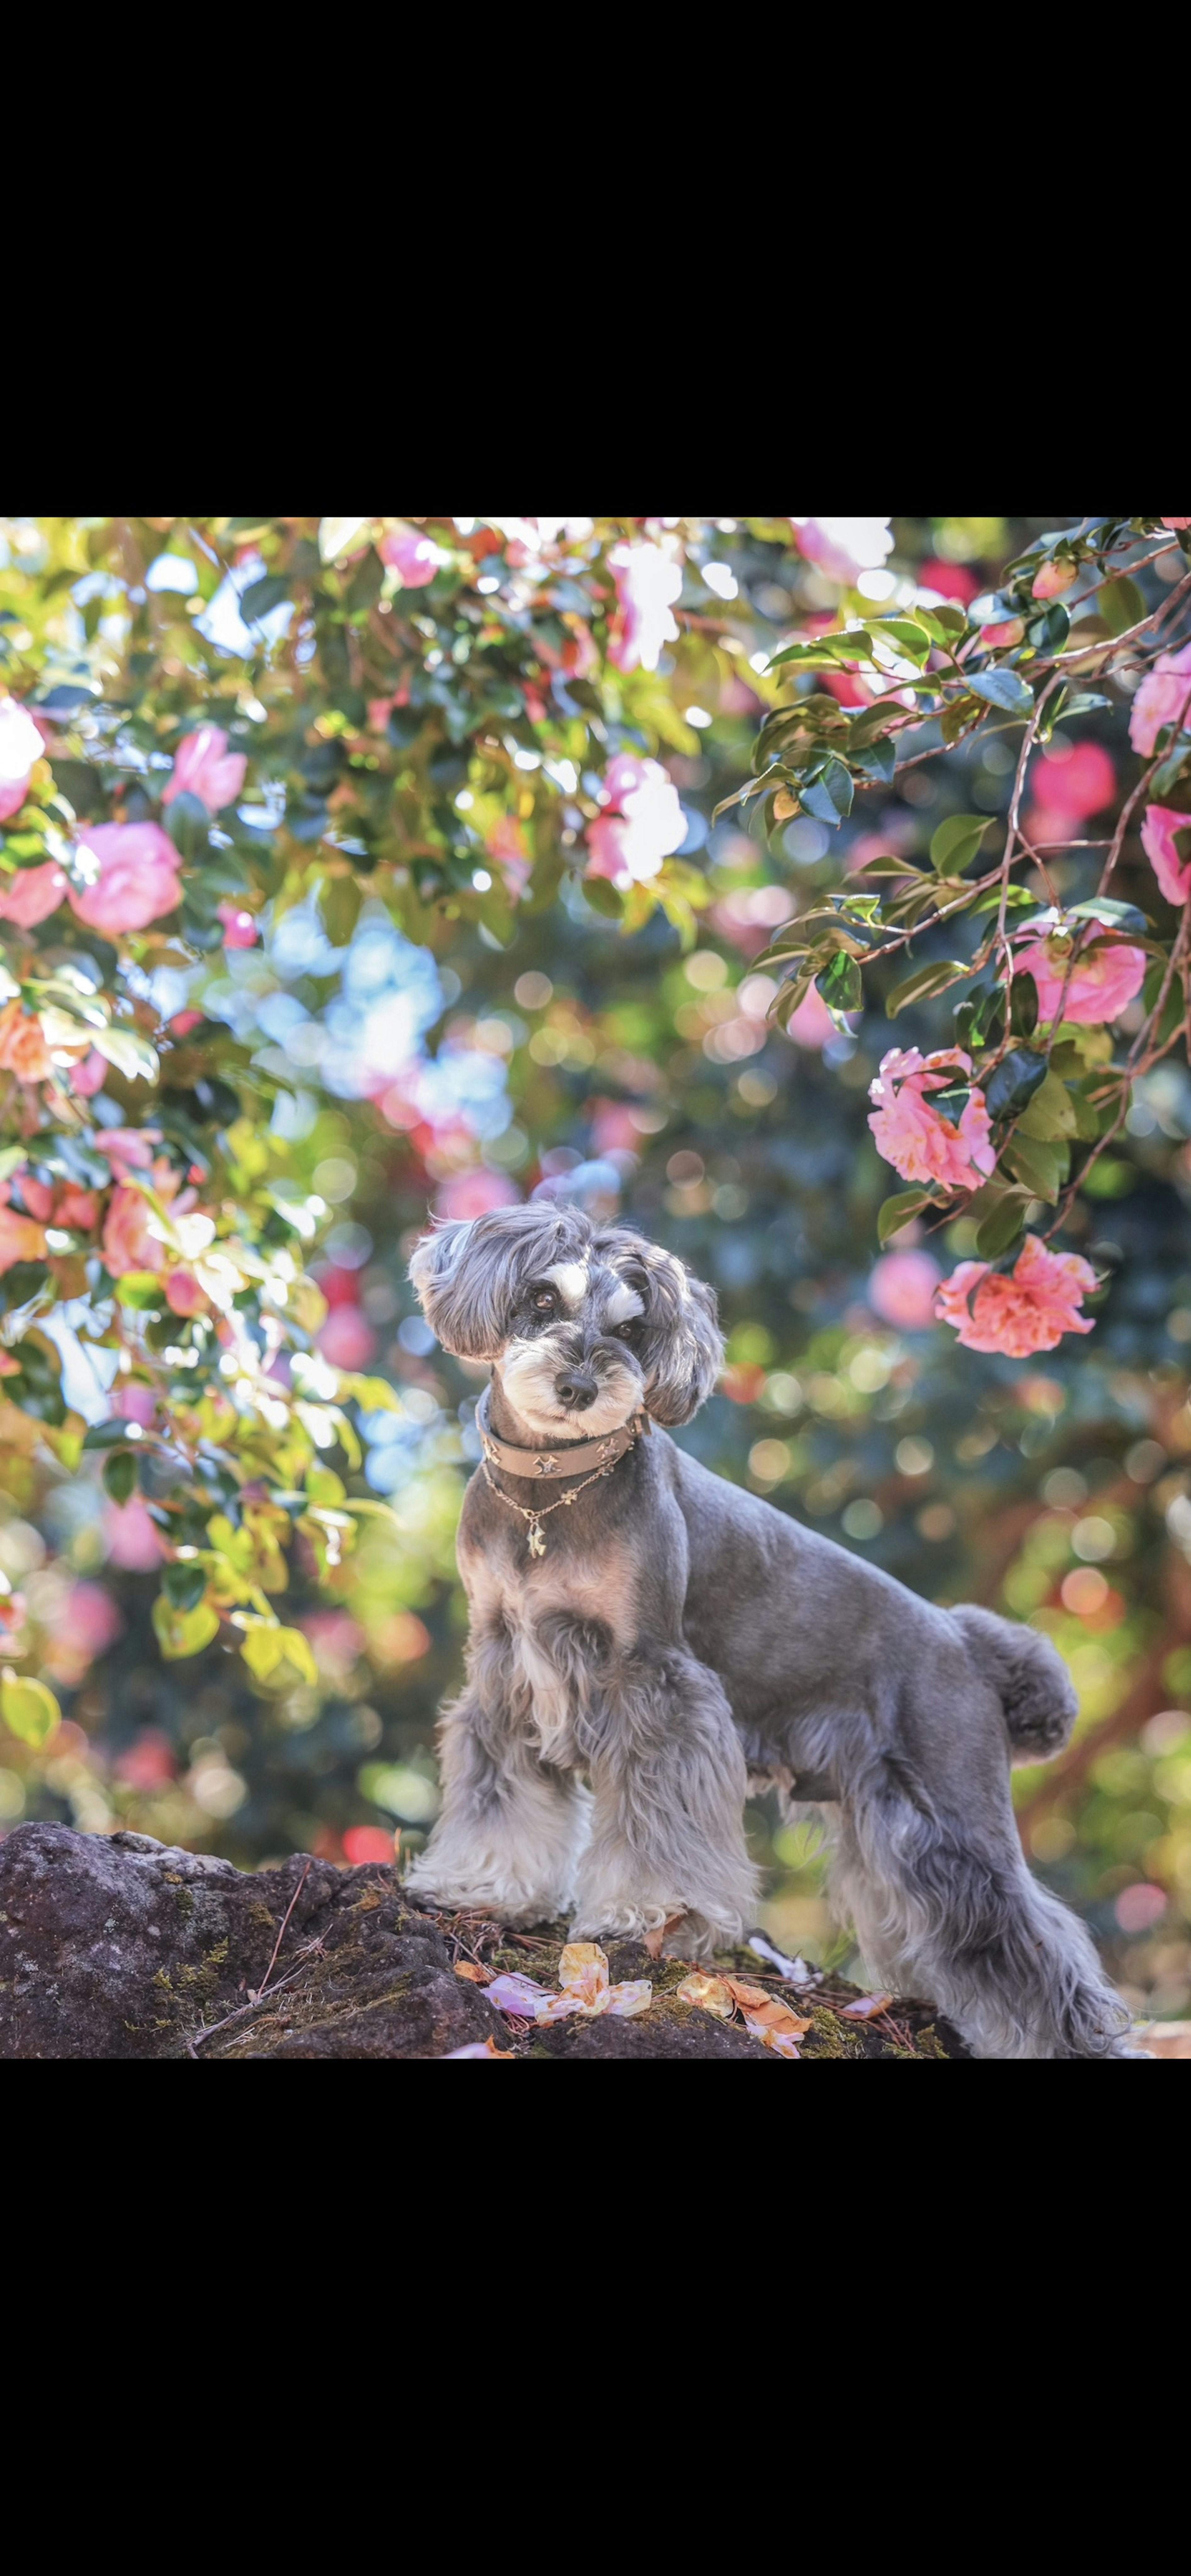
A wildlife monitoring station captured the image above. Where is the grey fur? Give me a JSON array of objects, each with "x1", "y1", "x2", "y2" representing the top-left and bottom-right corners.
[{"x1": 406, "y1": 1205, "x2": 1129, "y2": 2057}]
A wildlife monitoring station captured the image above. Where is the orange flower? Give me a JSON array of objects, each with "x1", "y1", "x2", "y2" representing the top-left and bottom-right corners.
[
  {"x1": 0, "y1": 1000, "x2": 53, "y2": 1083},
  {"x1": 0, "y1": 1205, "x2": 47, "y2": 1274}
]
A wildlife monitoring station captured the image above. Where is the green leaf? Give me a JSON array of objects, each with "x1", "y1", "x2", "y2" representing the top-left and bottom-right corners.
[
  {"x1": 885, "y1": 960, "x2": 971, "y2": 1017},
  {"x1": 982, "y1": 1048, "x2": 1048, "y2": 1120},
  {"x1": 1068, "y1": 1090, "x2": 1101, "y2": 1141},
  {"x1": 94, "y1": 1026, "x2": 159, "y2": 1083},
  {"x1": 941, "y1": 691, "x2": 981, "y2": 743},
  {"x1": 852, "y1": 735, "x2": 896, "y2": 785},
  {"x1": 847, "y1": 702, "x2": 900, "y2": 749},
  {"x1": 1004, "y1": 1133, "x2": 1069, "y2": 1202},
  {"x1": 929, "y1": 813, "x2": 992, "y2": 877},
  {"x1": 1, "y1": 1675, "x2": 61, "y2": 1749},
  {"x1": 850, "y1": 854, "x2": 920, "y2": 880},
  {"x1": 240, "y1": 573, "x2": 292, "y2": 623},
  {"x1": 869, "y1": 617, "x2": 932, "y2": 666},
  {"x1": 153, "y1": 1595, "x2": 220, "y2": 1660},
  {"x1": 81, "y1": 1418, "x2": 135, "y2": 1450},
  {"x1": 163, "y1": 789, "x2": 210, "y2": 863},
  {"x1": 163, "y1": 1561, "x2": 208, "y2": 1612},
  {"x1": 1097, "y1": 575, "x2": 1145, "y2": 635},
  {"x1": 878, "y1": 1186, "x2": 942, "y2": 1243},
  {"x1": 583, "y1": 874, "x2": 624, "y2": 919},
  {"x1": 815, "y1": 952, "x2": 862, "y2": 1013},
  {"x1": 1066, "y1": 897, "x2": 1150, "y2": 935},
  {"x1": 975, "y1": 1191, "x2": 1031, "y2": 1259},
  {"x1": 275, "y1": 1627, "x2": 318, "y2": 1685},
  {"x1": 799, "y1": 757, "x2": 854, "y2": 825},
  {"x1": 967, "y1": 668, "x2": 1034, "y2": 718},
  {"x1": 1016, "y1": 1069, "x2": 1078, "y2": 1140},
  {"x1": 102, "y1": 1450, "x2": 137, "y2": 1505},
  {"x1": 115, "y1": 1272, "x2": 164, "y2": 1310},
  {"x1": 1060, "y1": 691, "x2": 1112, "y2": 719}
]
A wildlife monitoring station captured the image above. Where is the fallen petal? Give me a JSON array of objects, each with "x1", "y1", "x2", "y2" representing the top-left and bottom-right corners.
[
  {"x1": 453, "y1": 1961, "x2": 492, "y2": 1985},
  {"x1": 674, "y1": 1971, "x2": 735, "y2": 2019},
  {"x1": 486, "y1": 1971, "x2": 553, "y2": 2017},
  {"x1": 557, "y1": 1940, "x2": 610, "y2": 1998},
  {"x1": 603, "y1": 1979, "x2": 653, "y2": 2018},
  {"x1": 840, "y1": 1992, "x2": 893, "y2": 2021},
  {"x1": 741, "y1": 2000, "x2": 813, "y2": 2040},
  {"x1": 443, "y1": 2036, "x2": 514, "y2": 2058},
  {"x1": 760, "y1": 2029, "x2": 802, "y2": 2058},
  {"x1": 723, "y1": 1976, "x2": 774, "y2": 2011}
]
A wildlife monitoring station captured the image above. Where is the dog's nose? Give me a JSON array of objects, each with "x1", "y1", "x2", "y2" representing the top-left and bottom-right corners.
[{"x1": 556, "y1": 1370, "x2": 598, "y2": 1410}]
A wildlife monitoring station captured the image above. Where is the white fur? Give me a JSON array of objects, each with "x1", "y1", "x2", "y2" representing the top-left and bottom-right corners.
[
  {"x1": 605, "y1": 1281, "x2": 644, "y2": 1324},
  {"x1": 498, "y1": 1337, "x2": 642, "y2": 1439},
  {"x1": 544, "y1": 1261, "x2": 589, "y2": 1309}
]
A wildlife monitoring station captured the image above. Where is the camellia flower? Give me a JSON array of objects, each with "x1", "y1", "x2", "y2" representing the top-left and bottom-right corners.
[
  {"x1": 0, "y1": 695, "x2": 44, "y2": 823},
  {"x1": 485, "y1": 815, "x2": 531, "y2": 903},
  {"x1": 69, "y1": 1049, "x2": 108, "y2": 1098},
  {"x1": 868, "y1": 1047, "x2": 996, "y2": 1190},
  {"x1": 162, "y1": 724, "x2": 247, "y2": 816},
  {"x1": 0, "y1": 858, "x2": 68, "y2": 927},
  {"x1": 936, "y1": 1234, "x2": 1098, "y2": 1356},
  {"x1": 103, "y1": 1183, "x2": 165, "y2": 1277},
  {"x1": 1129, "y1": 641, "x2": 1191, "y2": 757},
  {"x1": 1029, "y1": 741, "x2": 1115, "y2": 823},
  {"x1": 1161, "y1": 517, "x2": 1191, "y2": 530},
  {"x1": 68, "y1": 822, "x2": 183, "y2": 935},
  {"x1": 585, "y1": 752, "x2": 685, "y2": 886},
  {"x1": 792, "y1": 518, "x2": 893, "y2": 585},
  {"x1": 1016, "y1": 933, "x2": 1146, "y2": 1025},
  {"x1": 0, "y1": 999, "x2": 53, "y2": 1084},
  {"x1": 0, "y1": 1191, "x2": 47, "y2": 1274},
  {"x1": 217, "y1": 902, "x2": 258, "y2": 948},
  {"x1": 1031, "y1": 558, "x2": 1078, "y2": 600},
  {"x1": 867, "y1": 1248, "x2": 943, "y2": 1330},
  {"x1": 606, "y1": 540, "x2": 682, "y2": 673},
  {"x1": 1141, "y1": 802, "x2": 1191, "y2": 906},
  {"x1": 379, "y1": 525, "x2": 448, "y2": 588}
]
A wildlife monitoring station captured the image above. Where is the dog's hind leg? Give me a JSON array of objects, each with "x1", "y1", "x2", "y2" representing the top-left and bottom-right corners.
[
  {"x1": 571, "y1": 1643, "x2": 758, "y2": 1957},
  {"x1": 830, "y1": 1752, "x2": 1130, "y2": 2059}
]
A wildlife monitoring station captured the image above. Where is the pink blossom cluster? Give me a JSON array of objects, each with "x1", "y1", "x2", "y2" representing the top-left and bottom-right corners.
[
  {"x1": 607, "y1": 541, "x2": 682, "y2": 673},
  {"x1": 1130, "y1": 641, "x2": 1191, "y2": 758},
  {"x1": 936, "y1": 1234, "x2": 1098, "y2": 1356},
  {"x1": 0, "y1": 695, "x2": 46, "y2": 822},
  {"x1": 867, "y1": 1249, "x2": 942, "y2": 1330},
  {"x1": 1015, "y1": 932, "x2": 1146, "y2": 1025},
  {"x1": 585, "y1": 752, "x2": 686, "y2": 887},
  {"x1": 0, "y1": 725, "x2": 249, "y2": 941},
  {"x1": 380, "y1": 525, "x2": 448, "y2": 588},
  {"x1": 868, "y1": 1048, "x2": 996, "y2": 1191},
  {"x1": 1142, "y1": 804, "x2": 1191, "y2": 906}
]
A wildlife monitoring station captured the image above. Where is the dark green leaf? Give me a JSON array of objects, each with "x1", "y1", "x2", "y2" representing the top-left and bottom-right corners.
[
  {"x1": 1067, "y1": 897, "x2": 1150, "y2": 934},
  {"x1": 240, "y1": 573, "x2": 292, "y2": 623},
  {"x1": 1061, "y1": 691, "x2": 1112, "y2": 719},
  {"x1": 82, "y1": 1420, "x2": 134, "y2": 1451},
  {"x1": 36, "y1": 684, "x2": 98, "y2": 715},
  {"x1": 852, "y1": 735, "x2": 896, "y2": 784},
  {"x1": 878, "y1": 1186, "x2": 942, "y2": 1243},
  {"x1": 940, "y1": 691, "x2": 981, "y2": 744},
  {"x1": 163, "y1": 1561, "x2": 208, "y2": 1612},
  {"x1": 815, "y1": 951, "x2": 863, "y2": 1012},
  {"x1": 1004, "y1": 1133, "x2": 1069, "y2": 1201},
  {"x1": 981, "y1": 1048, "x2": 1048, "y2": 1120},
  {"x1": 164, "y1": 790, "x2": 210, "y2": 862},
  {"x1": 975, "y1": 1191, "x2": 1030, "y2": 1259},
  {"x1": 582, "y1": 874, "x2": 624, "y2": 919},
  {"x1": 885, "y1": 960, "x2": 971, "y2": 1017},
  {"x1": 1016, "y1": 1069, "x2": 1077, "y2": 1141},
  {"x1": 968, "y1": 668, "x2": 1034, "y2": 718},
  {"x1": 799, "y1": 758, "x2": 853, "y2": 825},
  {"x1": 869, "y1": 617, "x2": 932, "y2": 666},
  {"x1": 929, "y1": 812, "x2": 992, "y2": 877},
  {"x1": 1097, "y1": 575, "x2": 1145, "y2": 635},
  {"x1": 102, "y1": 1449, "x2": 137, "y2": 1504}
]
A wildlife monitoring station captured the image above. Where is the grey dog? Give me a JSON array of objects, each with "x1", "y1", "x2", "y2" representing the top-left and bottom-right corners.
[{"x1": 406, "y1": 1201, "x2": 1130, "y2": 2057}]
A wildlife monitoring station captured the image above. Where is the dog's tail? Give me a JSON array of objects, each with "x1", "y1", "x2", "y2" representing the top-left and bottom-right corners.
[{"x1": 951, "y1": 1603, "x2": 1078, "y2": 1766}]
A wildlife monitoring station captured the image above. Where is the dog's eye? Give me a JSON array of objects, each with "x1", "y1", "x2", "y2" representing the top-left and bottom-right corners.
[
  {"x1": 531, "y1": 1289, "x2": 556, "y2": 1311},
  {"x1": 614, "y1": 1319, "x2": 640, "y2": 1339}
]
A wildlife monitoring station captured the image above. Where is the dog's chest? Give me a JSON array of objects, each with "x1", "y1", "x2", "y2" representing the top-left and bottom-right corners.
[{"x1": 461, "y1": 1522, "x2": 635, "y2": 1766}]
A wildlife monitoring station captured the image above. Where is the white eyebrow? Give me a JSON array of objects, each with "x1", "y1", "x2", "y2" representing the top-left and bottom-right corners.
[
  {"x1": 605, "y1": 1281, "x2": 644, "y2": 1323},
  {"x1": 544, "y1": 1262, "x2": 589, "y2": 1309}
]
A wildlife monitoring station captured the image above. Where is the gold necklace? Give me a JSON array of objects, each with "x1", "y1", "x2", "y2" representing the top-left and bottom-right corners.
[{"x1": 479, "y1": 1444, "x2": 630, "y2": 1559}]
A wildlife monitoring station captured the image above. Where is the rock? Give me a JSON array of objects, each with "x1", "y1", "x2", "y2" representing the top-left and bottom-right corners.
[{"x1": 0, "y1": 1824, "x2": 965, "y2": 2060}]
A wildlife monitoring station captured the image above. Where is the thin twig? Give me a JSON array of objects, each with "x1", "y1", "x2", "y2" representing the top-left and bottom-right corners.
[{"x1": 257, "y1": 1860, "x2": 313, "y2": 1999}]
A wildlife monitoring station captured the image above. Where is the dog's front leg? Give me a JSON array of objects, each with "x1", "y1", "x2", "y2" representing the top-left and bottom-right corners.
[
  {"x1": 404, "y1": 1675, "x2": 590, "y2": 1926},
  {"x1": 571, "y1": 1643, "x2": 757, "y2": 1958}
]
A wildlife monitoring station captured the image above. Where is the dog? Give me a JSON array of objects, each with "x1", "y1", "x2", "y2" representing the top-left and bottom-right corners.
[{"x1": 405, "y1": 1201, "x2": 1130, "y2": 2057}]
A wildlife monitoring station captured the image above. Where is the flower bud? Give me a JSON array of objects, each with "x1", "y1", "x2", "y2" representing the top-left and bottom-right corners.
[{"x1": 1031, "y1": 558, "x2": 1078, "y2": 601}]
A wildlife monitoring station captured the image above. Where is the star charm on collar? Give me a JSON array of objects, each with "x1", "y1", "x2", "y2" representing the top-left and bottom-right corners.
[{"x1": 534, "y1": 1455, "x2": 557, "y2": 1475}]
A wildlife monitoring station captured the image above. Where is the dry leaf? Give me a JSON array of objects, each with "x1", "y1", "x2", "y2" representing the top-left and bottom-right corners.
[
  {"x1": 723, "y1": 1976, "x2": 774, "y2": 2011},
  {"x1": 443, "y1": 2036, "x2": 514, "y2": 2058},
  {"x1": 453, "y1": 1960, "x2": 492, "y2": 1985},
  {"x1": 644, "y1": 1912, "x2": 686, "y2": 1961},
  {"x1": 840, "y1": 1992, "x2": 893, "y2": 2021},
  {"x1": 674, "y1": 1971, "x2": 735, "y2": 2019}
]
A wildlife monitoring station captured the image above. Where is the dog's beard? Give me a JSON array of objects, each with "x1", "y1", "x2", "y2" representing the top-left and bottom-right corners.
[{"x1": 498, "y1": 1335, "x2": 643, "y2": 1440}]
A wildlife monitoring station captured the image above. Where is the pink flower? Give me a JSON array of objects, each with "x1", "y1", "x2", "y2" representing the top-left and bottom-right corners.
[
  {"x1": 343, "y1": 1825, "x2": 396, "y2": 1866},
  {"x1": 1129, "y1": 641, "x2": 1191, "y2": 756},
  {"x1": 979, "y1": 617, "x2": 1025, "y2": 649},
  {"x1": 868, "y1": 1048, "x2": 996, "y2": 1190},
  {"x1": 1016, "y1": 934, "x2": 1146, "y2": 1025},
  {"x1": 165, "y1": 1269, "x2": 207, "y2": 1316},
  {"x1": 435, "y1": 1169, "x2": 520, "y2": 1220},
  {"x1": 62, "y1": 1582, "x2": 124, "y2": 1660},
  {"x1": 317, "y1": 1305, "x2": 377, "y2": 1368},
  {"x1": 1031, "y1": 558, "x2": 1078, "y2": 600},
  {"x1": 162, "y1": 724, "x2": 247, "y2": 817},
  {"x1": 0, "y1": 859, "x2": 68, "y2": 927},
  {"x1": 113, "y1": 1380, "x2": 156, "y2": 1427},
  {"x1": 919, "y1": 559, "x2": 979, "y2": 606},
  {"x1": 68, "y1": 1049, "x2": 108, "y2": 1098},
  {"x1": 115, "y1": 1729, "x2": 175, "y2": 1790},
  {"x1": 792, "y1": 519, "x2": 893, "y2": 585},
  {"x1": 0, "y1": 696, "x2": 44, "y2": 822},
  {"x1": 936, "y1": 1234, "x2": 1097, "y2": 1355},
  {"x1": 1028, "y1": 741, "x2": 1115, "y2": 820},
  {"x1": 217, "y1": 903, "x2": 258, "y2": 948},
  {"x1": 0, "y1": 1204, "x2": 47, "y2": 1274},
  {"x1": 607, "y1": 541, "x2": 682, "y2": 673},
  {"x1": 102, "y1": 1127, "x2": 158, "y2": 1174},
  {"x1": 585, "y1": 754, "x2": 685, "y2": 886},
  {"x1": 103, "y1": 1184, "x2": 164, "y2": 1277},
  {"x1": 379, "y1": 525, "x2": 447, "y2": 587},
  {"x1": 1161, "y1": 518, "x2": 1191, "y2": 531},
  {"x1": 68, "y1": 822, "x2": 182, "y2": 935},
  {"x1": 103, "y1": 1493, "x2": 165, "y2": 1571},
  {"x1": 1141, "y1": 802, "x2": 1191, "y2": 905},
  {"x1": 485, "y1": 815, "x2": 531, "y2": 902},
  {"x1": 868, "y1": 1249, "x2": 943, "y2": 1330},
  {"x1": 786, "y1": 983, "x2": 837, "y2": 1049}
]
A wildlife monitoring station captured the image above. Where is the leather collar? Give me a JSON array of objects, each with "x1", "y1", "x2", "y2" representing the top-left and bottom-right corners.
[{"x1": 477, "y1": 1385, "x2": 650, "y2": 1480}]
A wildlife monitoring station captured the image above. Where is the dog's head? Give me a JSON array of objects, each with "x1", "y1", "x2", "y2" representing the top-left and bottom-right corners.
[{"x1": 409, "y1": 1203, "x2": 723, "y2": 1440}]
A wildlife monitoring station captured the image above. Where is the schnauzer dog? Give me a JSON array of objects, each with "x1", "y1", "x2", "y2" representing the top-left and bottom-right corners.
[{"x1": 405, "y1": 1202, "x2": 1129, "y2": 2058}]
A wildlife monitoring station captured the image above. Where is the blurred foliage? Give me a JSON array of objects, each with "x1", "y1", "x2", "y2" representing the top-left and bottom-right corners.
[{"x1": 3, "y1": 512, "x2": 1191, "y2": 2028}]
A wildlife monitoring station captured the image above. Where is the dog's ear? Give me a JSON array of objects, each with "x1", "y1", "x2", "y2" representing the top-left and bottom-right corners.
[
  {"x1": 408, "y1": 1222, "x2": 494, "y2": 1358},
  {"x1": 637, "y1": 1246, "x2": 724, "y2": 1426}
]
